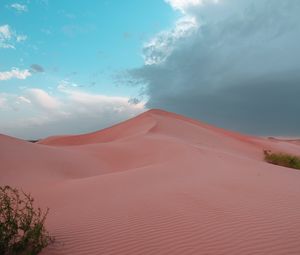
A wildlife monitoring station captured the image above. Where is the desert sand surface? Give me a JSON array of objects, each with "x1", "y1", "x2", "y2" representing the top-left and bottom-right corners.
[{"x1": 1, "y1": 109, "x2": 300, "y2": 255}]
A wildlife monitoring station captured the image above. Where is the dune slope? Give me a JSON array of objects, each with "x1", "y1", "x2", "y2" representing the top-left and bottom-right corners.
[{"x1": 1, "y1": 109, "x2": 300, "y2": 255}]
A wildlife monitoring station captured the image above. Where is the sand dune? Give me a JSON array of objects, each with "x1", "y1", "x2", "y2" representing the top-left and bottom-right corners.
[{"x1": 1, "y1": 109, "x2": 300, "y2": 254}]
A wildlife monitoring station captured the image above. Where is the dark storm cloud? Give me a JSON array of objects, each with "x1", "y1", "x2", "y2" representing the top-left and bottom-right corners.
[
  {"x1": 128, "y1": 0, "x2": 300, "y2": 135},
  {"x1": 30, "y1": 64, "x2": 44, "y2": 73}
]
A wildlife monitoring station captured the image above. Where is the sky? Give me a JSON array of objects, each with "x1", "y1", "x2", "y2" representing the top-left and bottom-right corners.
[{"x1": 1, "y1": 0, "x2": 300, "y2": 139}]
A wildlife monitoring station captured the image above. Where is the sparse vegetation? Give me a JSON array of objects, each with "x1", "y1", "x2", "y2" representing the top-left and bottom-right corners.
[
  {"x1": 0, "y1": 186, "x2": 54, "y2": 255},
  {"x1": 264, "y1": 150, "x2": 300, "y2": 170}
]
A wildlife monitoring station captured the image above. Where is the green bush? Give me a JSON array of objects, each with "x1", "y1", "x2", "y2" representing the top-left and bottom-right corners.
[
  {"x1": 0, "y1": 186, "x2": 54, "y2": 255},
  {"x1": 264, "y1": 150, "x2": 300, "y2": 170}
]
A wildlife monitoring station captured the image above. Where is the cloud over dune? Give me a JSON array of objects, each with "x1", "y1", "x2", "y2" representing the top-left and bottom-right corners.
[
  {"x1": 0, "y1": 86, "x2": 146, "y2": 139},
  {"x1": 128, "y1": 0, "x2": 300, "y2": 135}
]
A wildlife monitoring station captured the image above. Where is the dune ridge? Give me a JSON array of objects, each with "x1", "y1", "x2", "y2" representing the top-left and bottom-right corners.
[{"x1": 1, "y1": 109, "x2": 300, "y2": 255}]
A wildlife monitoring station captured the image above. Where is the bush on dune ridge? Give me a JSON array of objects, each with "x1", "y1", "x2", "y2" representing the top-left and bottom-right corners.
[
  {"x1": 264, "y1": 150, "x2": 300, "y2": 170},
  {"x1": 0, "y1": 186, "x2": 54, "y2": 255}
]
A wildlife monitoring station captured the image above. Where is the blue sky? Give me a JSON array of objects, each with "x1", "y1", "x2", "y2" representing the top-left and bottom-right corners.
[
  {"x1": 0, "y1": 0, "x2": 176, "y2": 96},
  {"x1": 1, "y1": 0, "x2": 300, "y2": 139}
]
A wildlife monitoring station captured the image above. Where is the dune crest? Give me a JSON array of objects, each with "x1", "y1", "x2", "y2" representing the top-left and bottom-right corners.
[{"x1": 1, "y1": 109, "x2": 300, "y2": 255}]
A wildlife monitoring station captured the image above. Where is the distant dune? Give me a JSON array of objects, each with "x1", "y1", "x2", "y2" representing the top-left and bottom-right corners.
[{"x1": 1, "y1": 109, "x2": 300, "y2": 255}]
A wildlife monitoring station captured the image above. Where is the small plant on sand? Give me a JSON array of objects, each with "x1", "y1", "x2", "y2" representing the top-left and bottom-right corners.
[
  {"x1": 264, "y1": 150, "x2": 300, "y2": 170},
  {"x1": 0, "y1": 186, "x2": 54, "y2": 255}
]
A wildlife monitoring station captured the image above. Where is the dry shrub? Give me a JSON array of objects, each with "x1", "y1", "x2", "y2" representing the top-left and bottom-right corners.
[{"x1": 0, "y1": 186, "x2": 54, "y2": 255}]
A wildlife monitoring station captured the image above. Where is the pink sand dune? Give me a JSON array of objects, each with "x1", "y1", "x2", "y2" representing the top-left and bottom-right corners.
[{"x1": 1, "y1": 109, "x2": 300, "y2": 255}]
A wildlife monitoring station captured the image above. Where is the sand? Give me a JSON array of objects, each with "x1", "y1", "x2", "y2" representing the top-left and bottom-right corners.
[{"x1": 1, "y1": 109, "x2": 300, "y2": 255}]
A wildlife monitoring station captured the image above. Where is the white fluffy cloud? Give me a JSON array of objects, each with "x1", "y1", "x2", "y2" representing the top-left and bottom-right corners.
[
  {"x1": 17, "y1": 96, "x2": 31, "y2": 104},
  {"x1": 16, "y1": 35, "x2": 27, "y2": 42},
  {"x1": 0, "y1": 24, "x2": 27, "y2": 49},
  {"x1": 0, "y1": 25, "x2": 13, "y2": 49},
  {"x1": 10, "y1": 3, "x2": 28, "y2": 12},
  {"x1": 143, "y1": 16, "x2": 198, "y2": 65},
  {"x1": 27, "y1": 89, "x2": 61, "y2": 111},
  {"x1": 144, "y1": 0, "x2": 223, "y2": 65},
  {"x1": 0, "y1": 25, "x2": 11, "y2": 38},
  {"x1": 165, "y1": 0, "x2": 218, "y2": 13},
  {"x1": 0, "y1": 68, "x2": 31, "y2": 81},
  {"x1": 0, "y1": 87, "x2": 146, "y2": 139}
]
